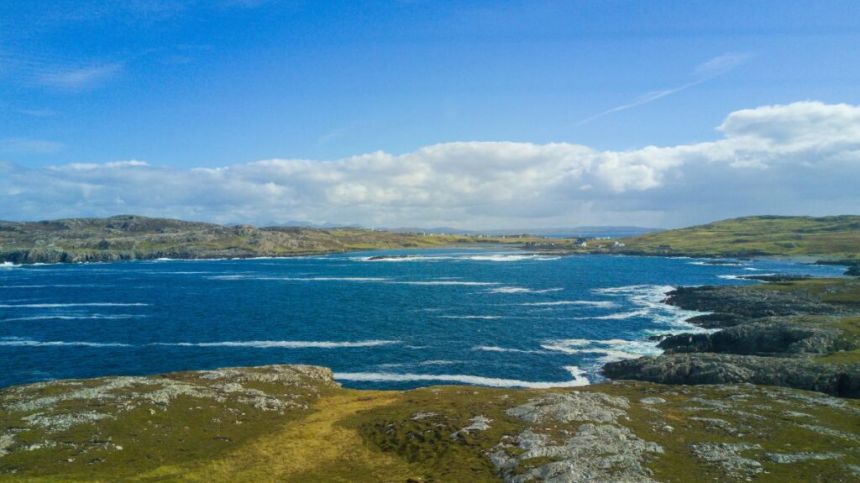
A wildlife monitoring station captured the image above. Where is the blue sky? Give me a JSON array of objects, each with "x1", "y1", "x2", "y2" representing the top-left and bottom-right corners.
[{"x1": 2, "y1": 1, "x2": 860, "y2": 228}]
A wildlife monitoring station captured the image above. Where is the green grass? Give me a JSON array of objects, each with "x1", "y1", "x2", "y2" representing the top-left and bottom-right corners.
[
  {"x1": 0, "y1": 215, "x2": 548, "y2": 264},
  {"x1": 588, "y1": 215, "x2": 860, "y2": 261},
  {"x1": 2, "y1": 366, "x2": 860, "y2": 482}
]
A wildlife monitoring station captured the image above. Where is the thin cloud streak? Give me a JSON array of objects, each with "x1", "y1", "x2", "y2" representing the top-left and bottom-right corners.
[
  {"x1": 38, "y1": 63, "x2": 123, "y2": 91},
  {"x1": 576, "y1": 52, "x2": 752, "y2": 126}
]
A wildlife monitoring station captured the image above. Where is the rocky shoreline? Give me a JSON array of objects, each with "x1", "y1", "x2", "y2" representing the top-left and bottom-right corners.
[{"x1": 603, "y1": 276, "x2": 860, "y2": 397}]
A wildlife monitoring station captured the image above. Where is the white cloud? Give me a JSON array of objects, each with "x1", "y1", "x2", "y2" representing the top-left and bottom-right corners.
[
  {"x1": 1, "y1": 101, "x2": 859, "y2": 228},
  {"x1": 38, "y1": 63, "x2": 122, "y2": 90},
  {"x1": 577, "y1": 52, "x2": 752, "y2": 126}
]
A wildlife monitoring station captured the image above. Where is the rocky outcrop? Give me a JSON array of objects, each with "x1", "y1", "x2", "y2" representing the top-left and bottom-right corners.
[
  {"x1": 658, "y1": 321, "x2": 852, "y2": 356},
  {"x1": 603, "y1": 353, "x2": 860, "y2": 398},
  {"x1": 665, "y1": 285, "x2": 848, "y2": 322},
  {"x1": 0, "y1": 365, "x2": 338, "y2": 464},
  {"x1": 604, "y1": 276, "x2": 860, "y2": 397},
  {"x1": 489, "y1": 391, "x2": 663, "y2": 482}
]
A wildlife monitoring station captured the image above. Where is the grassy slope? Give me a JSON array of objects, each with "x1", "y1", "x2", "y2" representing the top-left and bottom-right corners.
[
  {"x1": 603, "y1": 215, "x2": 860, "y2": 260},
  {"x1": 746, "y1": 277, "x2": 860, "y2": 364},
  {"x1": 0, "y1": 215, "x2": 543, "y2": 264},
  {"x1": 1, "y1": 367, "x2": 859, "y2": 482}
]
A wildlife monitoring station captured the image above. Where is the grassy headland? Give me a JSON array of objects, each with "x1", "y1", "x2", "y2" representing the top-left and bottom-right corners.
[
  {"x1": 0, "y1": 215, "x2": 543, "y2": 264},
  {"x1": 590, "y1": 215, "x2": 860, "y2": 263},
  {"x1": 1, "y1": 365, "x2": 859, "y2": 481}
]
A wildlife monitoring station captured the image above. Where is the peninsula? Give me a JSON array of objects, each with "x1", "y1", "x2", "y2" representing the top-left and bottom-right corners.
[{"x1": 1, "y1": 214, "x2": 859, "y2": 481}]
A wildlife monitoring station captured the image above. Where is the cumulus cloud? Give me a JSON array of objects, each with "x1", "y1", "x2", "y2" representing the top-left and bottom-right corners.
[{"x1": 1, "y1": 101, "x2": 859, "y2": 228}]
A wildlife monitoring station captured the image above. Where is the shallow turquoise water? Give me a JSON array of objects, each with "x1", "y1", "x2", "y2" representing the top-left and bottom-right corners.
[{"x1": 0, "y1": 249, "x2": 845, "y2": 389}]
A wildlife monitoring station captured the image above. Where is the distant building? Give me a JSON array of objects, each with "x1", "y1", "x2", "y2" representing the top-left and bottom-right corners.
[{"x1": 574, "y1": 238, "x2": 588, "y2": 247}]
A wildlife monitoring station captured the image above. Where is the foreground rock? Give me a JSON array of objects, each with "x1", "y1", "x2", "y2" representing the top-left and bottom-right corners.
[
  {"x1": 3, "y1": 365, "x2": 860, "y2": 481},
  {"x1": 603, "y1": 353, "x2": 860, "y2": 398},
  {"x1": 605, "y1": 277, "x2": 860, "y2": 397}
]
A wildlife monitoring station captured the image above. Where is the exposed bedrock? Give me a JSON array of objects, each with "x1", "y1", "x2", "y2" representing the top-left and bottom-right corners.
[
  {"x1": 665, "y1": 285, "x2": 850, "y2": 323},
  {"x1": 603, "y1": 354, "x2": 860, "y2": 398},
  {"x1": 658, "y1": 322, "x2": 853, "y2": 356}
]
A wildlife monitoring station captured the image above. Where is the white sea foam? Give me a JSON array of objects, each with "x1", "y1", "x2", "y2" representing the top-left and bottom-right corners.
[
  {"x1": 0, "y1": 337, "x2": 131, "y2": 347},
  {"x1": 0, "y1": 284, "x2": 102, "y2": 289},
  {"x1": 541, "y1": 338, "x2": 662, "y2": 363},
  {"x1": 717, "y1": 274, "x2": 742, "y2": 280},
  {"x1": 353, "y1": 255, "x2": 439, "y2": 262},
  {"x1": 485, "y1": 286, "x2": 564, "y2": 294},
  {"x1": 353, "y1": 253, "x2": 559, "y2": 263},
  {"x1": 3, "y1": 314, "x2": 146, "y2": 322},
  {"x1": 591, "y1": 284, "x2": 708, "y2": 329},
  {"x1": 335, "y1": 366, "x2": 588, "y2": 388},
  {"x1": 472, "y1": 345, "x2": 546, "y2": 354},
  {"x1": 0, "y1": 261, "x2": 21, "y2": 269},
  {"x1": 419, "y1": 360, "x2": 460, "y2": 366},
  {"x1": 439, "y1": 315, "x2": 503, "y2": 320},
  {"x1": 519, "y1": 300, "x2": 617, "y2": 308},
  {"x1": 394, "y1": 281, "x2": 500, "y2": 286},
  {"x1": 719, "y1": 273, "x2": 775, "y2": 280},
  {"x1": 378, "y1": 360, "x2": 461, "y2": 369},
  {"x1": 0, "y1": 303, "x2": 149, "y2": 308},
  {"x1": 465, "y1": 254, "x2": 561, "y2": 262},
  {"x1": 208, "y1": 275, "x2": 390, "y2": 282},
  {"x1": 152, "y1": 339, "x2": 400, "y2": 349},
  {"x1": 592, "y1": 309, "x2": 650, "y2": 320}
]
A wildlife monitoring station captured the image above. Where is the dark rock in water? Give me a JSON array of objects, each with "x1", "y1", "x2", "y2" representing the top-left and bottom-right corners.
[
  {"x1": 739, "y1": 274, "x2": 811, "y2": 282},
  {"x1": 685, "y1": 313, "x2": 745, "y2": 329},
  {"x1": 665, "y1": 285, "x2": 848, "y2": 320},
  {"x1": 366, "y1": 255, "x2": 410, "y2": 261},
  {"x1": 847, "y1": 264, "x2": 860, "y2": 277},
  {"x1": 602, "y1": 353, "x2": 860, "y2": 398},
  {"x1": 658, "y1": 322, "x2": 852, "y2": 356}
]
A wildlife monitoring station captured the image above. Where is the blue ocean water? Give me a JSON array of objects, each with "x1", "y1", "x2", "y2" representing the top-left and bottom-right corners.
[{"x1": 0, "y1": 248, "x2": 846, "y2": 389}]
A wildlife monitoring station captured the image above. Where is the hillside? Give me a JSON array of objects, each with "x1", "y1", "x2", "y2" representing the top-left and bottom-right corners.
[
  {"x1": 0, "y1": 215, "x2": 539, "y2": 264},
  {"x1": 610, "y1": 216, "x2": 860, "y2": 261},
  {"x1": 1, "y1": 364, "x2": 859, "y2": 481}
]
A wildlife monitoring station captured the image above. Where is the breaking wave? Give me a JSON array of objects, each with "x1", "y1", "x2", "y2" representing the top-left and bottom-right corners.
[
  {"x1": 519, "y1": 300, "x2": 617, "y2": 308},
  {"x1": 353, "y1": 253, "x2": 560, "y2": 263},
  {"x1": 542, "y1": 338, "x2": 662, "y2": 364},
  {"x1": 152, "y1": 339, "x2": 400, "y2": 349},
  {"x1": 485, "y1": 286, "x2": 564, "y2": 294},
  {"x1": 334, "y1": 366, "x2": 588, "y2": 388},
  {"x1": 472, "y1": 345, "x2": 547, "y2": 354},
  {"x1": 0, "y1": 337, "x2": 131, "y2": 347},
  {"x1": 208, "y1": 275, "x2": 390, "y2": 282},
  {"x1": 394, "y1": 281, "x2": 500, "y2": 286},
  {"x1": 590, "y1": 284, "x2": 709, "y2": 330},
  {"x1": 0, "y1": 303, "x2": 149, "y2": 308},
  {"x1": 3, "y1": 314, "x2": 147, "y2": 322},
  {"x1": 439, "y1": 315, "x2": 503, "y2": 320}
]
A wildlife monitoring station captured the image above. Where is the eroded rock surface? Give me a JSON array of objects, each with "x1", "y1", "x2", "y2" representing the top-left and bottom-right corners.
[{"x1": 490, "y1": 391, "x2": 662, "y2": 482}]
